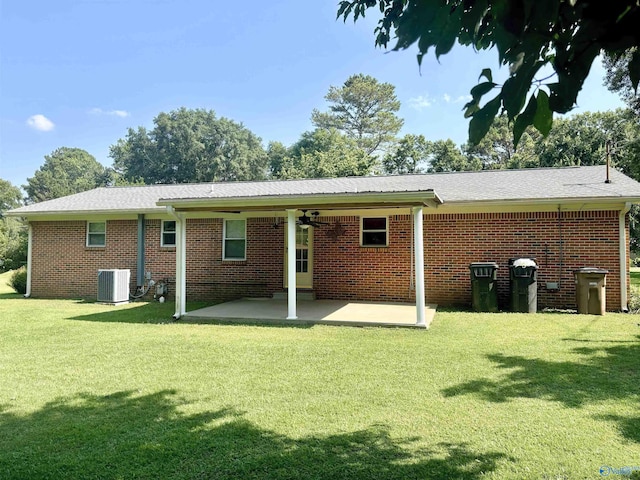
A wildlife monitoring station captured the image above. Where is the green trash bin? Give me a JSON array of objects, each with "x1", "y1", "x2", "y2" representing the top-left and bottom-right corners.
[
  {"x1": 470, "y1": 262, "x2": 499, "y2": 312},
  {"x1": 509, "y1": 258, "x2": 538, "y2": 313}
]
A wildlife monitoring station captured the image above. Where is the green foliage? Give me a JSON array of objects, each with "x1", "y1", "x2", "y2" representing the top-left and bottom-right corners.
[
  {"x1": 382, "y1": 134, "x2": 430, "y2": 174},
  {"x1": 0, "y1": 179, "x2": 22, "y2": 212},
  {"x1": 427, "y1": 139, "x2": 480, "y2": 173},
  {"x1": 533, "y1": 110, "x2": 640, "y2": 172},
  {"x1": 24, "y1": 148, "x2": 108, "y2": 204},
  {"x1": 0, "y1": 179, "x2": 27, "y2": 272},
  {"x1": 311, "y1": 74, "x2": 403, "y2": 154},
  {"x1": 110, "y1": 108, "x2": 268, "y2": 184},
  {"x1": 463, "y1": 115, "x2": 541, "y2": 170},
  {"x1": 8, "y1": 267, "x2": 27, "y2": 294},
  {"x1": 269, "y1": 129, "x2": 375, "y2": 179},
  {"x1": 604, "y1": 48, "x2": 640, "y2": 117},
  {"x1": 339, "y1": 0, "x2": 640, "y2": 145}
]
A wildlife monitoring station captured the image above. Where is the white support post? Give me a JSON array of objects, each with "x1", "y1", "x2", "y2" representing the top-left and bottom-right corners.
[
  {"x1": 413, "y1": 206, "x2": 426, "y2": 326},
  {"x1": 286, "y1": 209, "x2": 297, "y2": 320},
  {"x1": 179, "y1": 214, "x2": 187, "y2": 317},
  {"x1": 168, "y1": 207, "x2": 187, "y2": 319}
]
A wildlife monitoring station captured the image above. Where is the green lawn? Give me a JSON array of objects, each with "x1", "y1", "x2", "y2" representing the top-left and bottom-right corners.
[{"x1": 1, "y1": 271, "x2": 639, "y2": 479}]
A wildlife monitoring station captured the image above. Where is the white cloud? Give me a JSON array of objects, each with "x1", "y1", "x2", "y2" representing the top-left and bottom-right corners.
[
  {"x1": 408, "y1": 95, "x2": 433, "y2": 110},
  {"x1": 90, "y1": 108, "x2": 130, "y2": 118},
  {"x1": 26, "y1": 114, "x2": 55, "y2": 132},
  {"x1": 443, "y1": 94, "x2": 472, "y2": 104}
]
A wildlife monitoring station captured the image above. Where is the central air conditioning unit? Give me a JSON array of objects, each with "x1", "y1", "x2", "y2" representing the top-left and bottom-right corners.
[{"x1": 97, "y1": 269, "x2": 130, "y2": 304}]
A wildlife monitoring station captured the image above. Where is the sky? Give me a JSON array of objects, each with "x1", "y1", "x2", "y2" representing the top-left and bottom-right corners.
[{"x1": 0, "y1": 0, "x2": 626, "y2": 190}]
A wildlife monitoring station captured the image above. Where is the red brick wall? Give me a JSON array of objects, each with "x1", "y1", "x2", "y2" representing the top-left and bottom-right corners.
[
  {"x1": 421, "y1": 210, "x2": 625, "y2": 310},
  {"x1": 29, "y1": 210, "x2": 628, "y2": 310},
  {"x1": 184, "y1": 218, "x2": 283, "y2": 302}
]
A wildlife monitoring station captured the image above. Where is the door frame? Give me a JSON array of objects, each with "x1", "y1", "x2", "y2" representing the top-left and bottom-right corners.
[{"x1": 284, "y1": 224, "x2": 313, "y2": 289}]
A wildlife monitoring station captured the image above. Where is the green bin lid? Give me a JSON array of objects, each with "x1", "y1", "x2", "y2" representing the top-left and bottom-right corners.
[{"x1": 574, "y1": 267, "x2": 608, "y2": 274}]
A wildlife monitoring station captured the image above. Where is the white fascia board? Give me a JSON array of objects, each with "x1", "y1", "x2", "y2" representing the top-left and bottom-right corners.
[
  {"x1": 156, "y1": 191, "x2": 441, "y2": 209},
  {"x1": 6, "y1": 208, "x2": 165, "y2": 221}
]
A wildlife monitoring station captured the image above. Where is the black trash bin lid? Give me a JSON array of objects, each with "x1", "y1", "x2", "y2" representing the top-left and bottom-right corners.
[{"x1": 469, "y1": 262, "x2": 499, "y2": 268}]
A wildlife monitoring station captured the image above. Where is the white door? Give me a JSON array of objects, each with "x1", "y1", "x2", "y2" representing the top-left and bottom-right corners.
[{"x1": 284, "y1": 225, "x2": 313, "y2": 288}]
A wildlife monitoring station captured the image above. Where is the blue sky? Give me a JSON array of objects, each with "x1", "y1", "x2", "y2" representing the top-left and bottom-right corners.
[{"x1": 0, "y1": 0, "x2": 625, "y2": 190}]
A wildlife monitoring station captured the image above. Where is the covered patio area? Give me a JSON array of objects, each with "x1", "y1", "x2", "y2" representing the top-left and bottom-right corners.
[{"x1": 184, "y1": 298, "x2": 437, "y2": 328}]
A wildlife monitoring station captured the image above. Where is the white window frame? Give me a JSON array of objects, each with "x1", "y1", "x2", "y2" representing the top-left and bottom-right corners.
[
  {"x1": 161, "y1": 220, "x2": 176, "y2": 247},
  {"x1": 222, "y1": 219, "x2": 246, "y2": 261},
  {"x1": 86, "y1": 221, "x2": 106, "y2": 247},
  {"x1": 360, "y1": 216, "x2": 388, "y2": 247}
]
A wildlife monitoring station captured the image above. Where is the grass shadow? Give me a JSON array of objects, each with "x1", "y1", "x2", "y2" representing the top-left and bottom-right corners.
[
  {"x1": 67, "y1": 301, "x2": 215, "y2": 324},
  {"x1": 442, "y1": 336, "x2": 640, "y2": 441},
  {"x1": 0, "y1": 390, "x2": 509, "y2": 479}
]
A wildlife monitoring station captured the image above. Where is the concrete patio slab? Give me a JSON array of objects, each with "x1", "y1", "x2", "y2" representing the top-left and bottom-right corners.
[{"x1": 184, "y1": 298, "x2": 437, "y2": 328}]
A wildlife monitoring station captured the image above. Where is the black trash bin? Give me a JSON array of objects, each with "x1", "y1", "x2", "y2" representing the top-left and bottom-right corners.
[
  {"x1": 469, "y1": 262, "x2": 499, "y2": 312},
  {"x1": 509, "y1": 258, "x2": 538, "y2": 313}
]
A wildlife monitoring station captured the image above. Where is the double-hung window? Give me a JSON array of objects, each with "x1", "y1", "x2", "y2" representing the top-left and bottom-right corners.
[
  {"x1": 161, "y1": 220, "x2": 176, "y2": 247},
  {"x1": 223, "y1": 219, "x2": 246, "y2": 260},
  {"x1": 87, "y1": 221, "x2": 106, "y2": 247},
  {"x1": 361, "y1": 217, "x2": 388, "y2": 247}
]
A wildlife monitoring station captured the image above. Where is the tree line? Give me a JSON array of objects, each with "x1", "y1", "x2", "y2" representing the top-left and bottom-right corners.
[{"x1": 1, "y1": 70, "x2": 639, "y2": 270}]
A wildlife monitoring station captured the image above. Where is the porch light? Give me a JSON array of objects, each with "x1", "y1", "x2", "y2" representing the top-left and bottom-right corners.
[{"x1": 299, "y1": 223, "x2": 310, "y2": 230}]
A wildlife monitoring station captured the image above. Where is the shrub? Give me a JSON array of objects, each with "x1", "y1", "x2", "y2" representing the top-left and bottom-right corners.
[
  {"x1": 628, "y1": 287, "x2": 640, "y2": 313},
  {"x1": 9, "y1": 267, "x2": 27, "y2": 294}
]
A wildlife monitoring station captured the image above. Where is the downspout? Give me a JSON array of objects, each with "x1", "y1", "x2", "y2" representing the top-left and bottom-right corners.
[
  {"x1": 167, "y1": 206, "x2": 186, "y2": 319},
  {"x1": 136, "y1": 214, "x2": 145, "y2": 290},
  {"x1": 620, "y1": 202, "x2": 632, "y2": 312},
  {"x1": 25, "y1": 223, "x2": 32, "y2": 298}
]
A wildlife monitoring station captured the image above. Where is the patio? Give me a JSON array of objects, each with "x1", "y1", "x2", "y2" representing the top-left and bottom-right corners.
[{"x1": 184, "y1": 298, "x2": 437, "y2": 328}]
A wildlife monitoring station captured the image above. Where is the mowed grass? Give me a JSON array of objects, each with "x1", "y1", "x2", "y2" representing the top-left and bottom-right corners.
[{"x1": 1, "y1": 271, "x2": 639, "y2": 479}]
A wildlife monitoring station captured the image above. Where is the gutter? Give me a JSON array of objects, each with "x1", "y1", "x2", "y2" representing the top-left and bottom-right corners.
[
  {"x1": 620, "y1": 202, "x2": 632, "y2": 312},
  {"x1": 25, "y1": 223, "x2": 32, "y2": 298}
]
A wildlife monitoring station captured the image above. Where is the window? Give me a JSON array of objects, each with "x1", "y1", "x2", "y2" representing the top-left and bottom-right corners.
[
  {"x1": 87, "y1": 221, "x2": 106, "y2": 247},
  {"x1": 161, "y1": 220, "x2": 176, "y2": 247},
  {"x1": 361, "y1": 217, "x2": 388, "y2": 247},
  {"x1": 223, "y1": 219, "x2": 246, "y2": 260}
]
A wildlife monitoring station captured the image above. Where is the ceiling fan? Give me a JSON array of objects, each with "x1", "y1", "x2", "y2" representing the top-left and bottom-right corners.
[{"x1": 297, "y1": 210, "x2": 329, "y2": 229}]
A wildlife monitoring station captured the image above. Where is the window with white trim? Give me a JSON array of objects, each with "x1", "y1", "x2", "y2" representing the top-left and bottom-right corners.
[
  {"x1": 223, "y1": 219, "x2": 246, "y2": 260},
  {"x1": 161, "y1": 220, "x2": 176, "y2": 247},
  {"x1": 87, "y1": 221, "x2": 106, "y2": 247},
  {"x1": 361, "y1": 217, "x2": 388, "y2": 247}
]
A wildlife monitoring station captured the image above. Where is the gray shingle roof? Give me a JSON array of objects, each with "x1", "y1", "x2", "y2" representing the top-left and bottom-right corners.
[{"x1": 8, "y1": 165, "x2": 640, "y2": 216}]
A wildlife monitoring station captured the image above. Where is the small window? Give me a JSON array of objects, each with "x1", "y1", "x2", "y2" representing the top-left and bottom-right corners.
[
  {"x1": 161, "y1": 220, "x2": 176, "y2": 247},
  {"x1": 361, "y1": 217, "x2": 388, "y2": 247},
  {"x1": 223, "y1": 219, "x2": 246, "y2": 260},
  {"x1": 87, "y1": 221, "x2": 106, "y2": 247}
]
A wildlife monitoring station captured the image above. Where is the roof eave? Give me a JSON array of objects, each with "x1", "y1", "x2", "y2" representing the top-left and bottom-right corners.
[{"x1": 156, "y1": 191, "x2": 442, "y2": 210}]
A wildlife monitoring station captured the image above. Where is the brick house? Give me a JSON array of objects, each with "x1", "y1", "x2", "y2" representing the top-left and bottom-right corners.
[{"x1": 8, "y1": 165, "x2": 640, "y2": 324}]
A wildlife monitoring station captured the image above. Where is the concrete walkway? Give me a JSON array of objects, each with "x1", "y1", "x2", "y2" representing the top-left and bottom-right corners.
[{"x1": 184, "y1": 298, "x2": 437, "y2": 329}]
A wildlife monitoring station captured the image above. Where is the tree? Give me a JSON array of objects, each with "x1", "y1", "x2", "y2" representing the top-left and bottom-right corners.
[
  {"x1": 383, "y1": 134, "x2": 430, "y2": 174},
  {"x1": 110, "y1": 108, "x2": 268, "y2": 184},
  {"x1": 268, "y1": 129, "x2": 375, "y2": 179},
  {"x1": 463, "y1": 116, "x2": 541, "y2": 170},
  {"x1": 24, "y1": 148, "x2": 108, "y2": 203},
  {"x1": 427, "y1": 139, "x2": 480, "y2": 173},
  {"x1": 311, "y1": 74, "x2": 403, "y2": 155},
  {"x1": 339, "y1": 1, "x2": 640, "y2": 145},
  {"x1": 604, "y1": 49, "x2": 640, "y2": 117},
  {"x1": 535, "y1": 110, "x2": 639, "y2": 173},
  {"x1": 0, "y1": 179, "x2": 27, "y2": 271}
]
